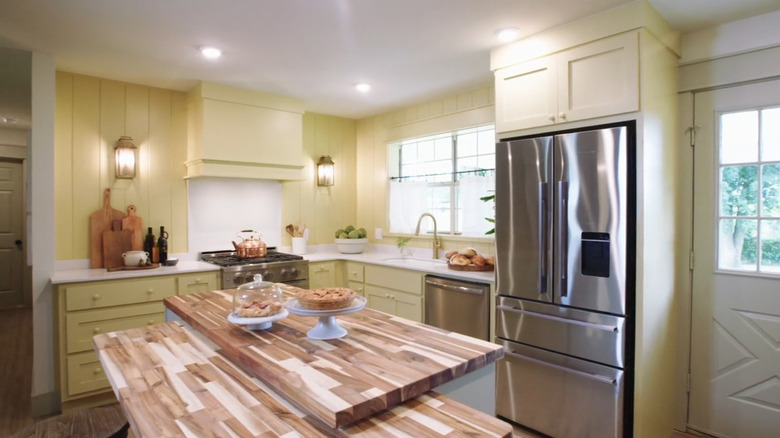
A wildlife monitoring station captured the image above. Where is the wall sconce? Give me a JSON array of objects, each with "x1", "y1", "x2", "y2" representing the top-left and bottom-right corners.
[
  {"x1": 115, "y1": 136, "x2": 137, "y2": 179},
  {"x1": 317, "y1": 155, "x2": 335, "y2": 186}
]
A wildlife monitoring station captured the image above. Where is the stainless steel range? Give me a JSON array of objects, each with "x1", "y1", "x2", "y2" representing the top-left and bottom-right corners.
[{"x1": 201, "y1": 249, "x2": 309, "y2": 289}]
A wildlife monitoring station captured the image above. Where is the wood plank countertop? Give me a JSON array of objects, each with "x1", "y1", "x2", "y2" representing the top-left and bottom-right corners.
[
  {"x1": 94, "y1": 322, "x2": 512, "y2": 437},
  {"x1": 163, "y1": 287, "x2": 505, "y2": 429}
]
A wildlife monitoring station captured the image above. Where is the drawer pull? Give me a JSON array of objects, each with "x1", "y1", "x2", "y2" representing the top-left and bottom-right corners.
[
  {"x1": 195, "y1": 277, "x2": 202, "y2": 282},
  {"x1": 147, "y1": 289, "x2": 154, "y2": 294},
  {"x1": 93, "y1": 328, "x2": 101, "y2": 334},
  {"x1": 92, "y1": 294, "x2": 101, "y2": 301},
  {"x1": 147, "y1": 320, "x2": 154, "y2": 325},
  {"x1": 93, "y1": 368, "x2": 102, "y2": 375}
]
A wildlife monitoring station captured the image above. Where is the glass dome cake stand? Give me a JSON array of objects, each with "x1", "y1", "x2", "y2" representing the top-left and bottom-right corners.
[{"x1": 284, "y1": 296, "x2": 367, "y2": 340}]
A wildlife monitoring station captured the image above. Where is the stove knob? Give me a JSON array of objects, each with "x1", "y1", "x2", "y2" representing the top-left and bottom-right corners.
[
  {"x1": 244, "y1": 273, "x2": 256, "y2": 282},
  {"x1": 262, "y1": 270, "x2": 273, "y2": 280},
  {"x1": 233, "y1": 273, "x2": 244, "y2": 284},
  {"x1": 289, "y1": 267, "x2": 298, "y2": 276},
  {"x1": 280, "y1": 268, "x2": 289, "y2": 277}
]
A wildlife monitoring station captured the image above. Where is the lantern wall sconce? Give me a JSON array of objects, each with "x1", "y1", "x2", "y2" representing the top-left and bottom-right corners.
[
  {"x1": 317, "y1": 155, "x2": 335, "y2": 186},
  {"x1": 115, "y1": 136, "x2": 137, "y2": 179}
]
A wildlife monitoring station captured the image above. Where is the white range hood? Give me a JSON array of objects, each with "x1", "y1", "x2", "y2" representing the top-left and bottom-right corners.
[{"x1": 185, "y1": 82, "x2": 305, "y2": 181}]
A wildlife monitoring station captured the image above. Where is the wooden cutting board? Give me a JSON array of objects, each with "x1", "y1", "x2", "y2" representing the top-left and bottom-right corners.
[
  {"x1": 121, "y1": 205, "x2": 143, "y2": 251},
  {"x1": 102, "y1": 220, "x2": 132, "y2": 270},
  {"x1": 89, "y1": 188, "x2": 126, "y2": 268}
]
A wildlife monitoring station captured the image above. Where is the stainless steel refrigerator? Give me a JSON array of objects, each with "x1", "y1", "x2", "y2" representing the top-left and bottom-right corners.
[{"x1": 494, "y1": 123, "x2": 635, "y2": 438}]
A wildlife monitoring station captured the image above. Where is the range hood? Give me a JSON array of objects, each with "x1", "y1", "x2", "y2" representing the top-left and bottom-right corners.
[{"x1": 185, "y1": 82, "x2": 305, "y2": 180}]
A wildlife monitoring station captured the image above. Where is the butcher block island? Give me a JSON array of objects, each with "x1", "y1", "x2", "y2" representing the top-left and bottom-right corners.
[{"x1": 94, "y1": 286, "x2": 510, "y2": 437}]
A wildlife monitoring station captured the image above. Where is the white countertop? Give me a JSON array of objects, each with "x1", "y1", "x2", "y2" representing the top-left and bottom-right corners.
[
  {"x1": 51, "y1": 245, "x2": 495, "y2": 285},
  {"x1": 300, "y1": 245, "x2": 495, "y2": 283},
  {"x1": 50, "y1": 260, "x2": 220, "y2": 284}
]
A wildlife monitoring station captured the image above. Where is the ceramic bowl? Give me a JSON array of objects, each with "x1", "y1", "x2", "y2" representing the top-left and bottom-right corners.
[{"x1": 335, "y1": 238, "x2": 368, "y2": 254}]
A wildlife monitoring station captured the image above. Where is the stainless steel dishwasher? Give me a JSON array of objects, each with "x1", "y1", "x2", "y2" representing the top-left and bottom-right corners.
[{"x1": 424, "y1": 275, "x2": 490, "y2": 341}]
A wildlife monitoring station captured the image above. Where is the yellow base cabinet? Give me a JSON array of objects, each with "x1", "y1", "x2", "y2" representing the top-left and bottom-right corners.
[
  {"x1": 363, "y1": 265, "x2": 424, "y2": 322},
  {"x1": 54, "y1": 270, "x2": 220, "y2": 409},
  {"x1": 309, "y1": 261, "x2": 339, "y2": 289},
  {"x1": 345, "y1": 262, "x2": 365, "y2": 296}
]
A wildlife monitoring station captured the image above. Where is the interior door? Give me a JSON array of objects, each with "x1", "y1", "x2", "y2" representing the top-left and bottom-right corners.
[
  {"x1": 0, "y1": 159, "x2": 24, "y2": 307},
  {"x1": 689, "y1": 80, "x2": 780, "y2": 438}
]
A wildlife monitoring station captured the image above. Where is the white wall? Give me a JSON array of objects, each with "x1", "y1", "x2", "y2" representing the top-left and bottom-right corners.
[
  {"x1": 30, "y1": 51, "x2": 57, "y2": 415},
  {"x1": 187, "y1": 177, "x2": 283, "y2": 254}
]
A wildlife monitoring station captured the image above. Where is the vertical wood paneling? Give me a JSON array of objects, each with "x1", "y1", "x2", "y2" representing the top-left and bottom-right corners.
[
  {"x1": 169, "y1": 92, "x2": 188, "y2": 253},
  {"x1": 54, "y1": 72, "x2": 73, "y2": 260},
  {"x1": 55, "y1": 73, "x2": 188, "y2": 260},
  {"x1": 71, "y1": 75, "x2": 101, "y2": 259},
  {"x1": 282, "y1": 113, "x2": 356, "y2": 246}
]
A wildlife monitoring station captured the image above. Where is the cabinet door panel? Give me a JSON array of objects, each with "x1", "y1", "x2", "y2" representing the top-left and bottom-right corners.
[
  {"x1": 65, "y1": 276, "x2": 176, "y2": 311},
  {"x1": 66, "y1": 302, "x2": 165, "y2": 353},
  {"x1": 365, "y1": 286, "x2": 396, "y2": 314},
  {"x1": 364, "y1": 265, "x2": 423, "y2": 295},
  {"x1": 393, "y1": 291, "x2": 423, "y2": 323},
  {"x1": 66, "y1": 351, "x2": 109, "y2": 397},
  {"x1": 310, "y1": 262, "x2": 337, "y2": 289},
  {"x1": 495, "y1": 57, "x2": 557, "y2": 133},
  {"x1": 347, "y1": 281, "x2": 365, "y2": 297},
  {"x1": 346, "y1": 262, "x2": 364, "y2": 282},
  {"x1": 177, "y1": 272, "x2": 219, "y2": 295},
  {"x1": 559, "y1": 32, "x2": 639, "y2": 122}
]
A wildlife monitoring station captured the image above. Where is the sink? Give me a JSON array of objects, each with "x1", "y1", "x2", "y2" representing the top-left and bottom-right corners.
[{"x1": 381, "y1": 257, "x2": 447, "y2": 269}]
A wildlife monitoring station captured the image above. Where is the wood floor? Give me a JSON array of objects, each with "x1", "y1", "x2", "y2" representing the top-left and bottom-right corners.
[{"x1": 0, "y1": 306, "x2": 34, "y2": 437}]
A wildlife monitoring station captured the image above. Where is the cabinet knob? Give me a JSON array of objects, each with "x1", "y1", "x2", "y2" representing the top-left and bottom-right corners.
[
  {"x1": 147, "y1": 320, "x2": 154, "y2": 325},
  {"x1": 93, "y1": 328, "x2": 101, "y2": 334},
  {"x1": 93, "y1": 368, "x2": 102, "y2": 375},
  {"x1": 195, "y1": 277, "x2": 202, "y2": 283},
  {"x1": 559, "y1": 112, "x2": 566, "y2": 120},
  {"x1": 548, "y1": 114, "x2": 556, "y2": 121},
  {"x1": 92, "y1": 294, "x2": 101, "y2": 301},
  {"x1": 147, "y1": 289, "x2": 154, "y2": 294}
]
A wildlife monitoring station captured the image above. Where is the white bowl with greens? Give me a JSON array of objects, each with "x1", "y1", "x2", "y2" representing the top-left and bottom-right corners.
[{"x1": 335, "y1": 225, "x2": 368, "y2": 253}]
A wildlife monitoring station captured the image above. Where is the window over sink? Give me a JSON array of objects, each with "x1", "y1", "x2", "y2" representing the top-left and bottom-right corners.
[{"x1": 388, "y1": 124, "x2": 495, "y2": 237}]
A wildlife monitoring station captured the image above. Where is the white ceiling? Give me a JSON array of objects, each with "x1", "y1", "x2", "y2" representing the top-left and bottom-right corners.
[{"x1": 1, "y1": 0, "x2": 780, "y2": 130}]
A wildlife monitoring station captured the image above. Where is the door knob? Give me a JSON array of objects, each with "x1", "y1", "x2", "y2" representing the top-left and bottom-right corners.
[{"x1": 15, "y1": 240, "x2": 22, "y2": 248}]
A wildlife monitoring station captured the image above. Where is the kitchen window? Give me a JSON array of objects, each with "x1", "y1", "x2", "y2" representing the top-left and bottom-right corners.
[{"x1": 388, "y1": 125, "x2": 495, "y2": 236}]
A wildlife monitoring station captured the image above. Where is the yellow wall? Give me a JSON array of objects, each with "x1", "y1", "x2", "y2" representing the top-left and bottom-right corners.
[
  {"x1": 282, "y1": 113, "x2": 357, "y2": 245},
  {"x1": 355, "y1": 84, "x2": 496, "y2": 255},
  {"x1": 55, "y1": 72, "x2": 188, "y2": 260}
]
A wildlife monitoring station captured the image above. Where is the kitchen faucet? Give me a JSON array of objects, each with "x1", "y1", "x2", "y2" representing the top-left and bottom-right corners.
[{"x1": 414, "y1": 213, "x2": 442, "y2": 259}]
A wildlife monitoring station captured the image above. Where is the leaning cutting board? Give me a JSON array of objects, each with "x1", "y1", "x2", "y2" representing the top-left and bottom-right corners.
[
  {"x1": 103, "y1": 220, "x2": 132, "y2": 270},
  {"x1": 89, "y1": 188, "x2": 126, "y2": 268},
  {"x1": 121, "y1": 205, "x2": 143, "y2": 251}
]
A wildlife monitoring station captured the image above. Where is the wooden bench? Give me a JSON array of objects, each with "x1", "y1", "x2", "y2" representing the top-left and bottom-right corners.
[{"x1": 94, "y1": 322, "x2": 512, "y2": 437}]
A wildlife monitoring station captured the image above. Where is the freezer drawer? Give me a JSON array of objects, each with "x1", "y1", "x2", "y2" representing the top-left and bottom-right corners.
[
  {"x1": 496, "y1": 296, "x2": 625, "y2": 368},
  {"x1": 496, "y1": 339, "x2": 625, "y2": 438}
]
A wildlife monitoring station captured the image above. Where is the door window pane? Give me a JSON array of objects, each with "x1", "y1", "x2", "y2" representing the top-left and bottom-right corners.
[
  {"x1": 719, "y1": 219, "x2": 757, "y2": 271},
  {"x1": 720, "y1": 165, "x2": 758, "y2": 216},
  {"x1": 761, "y1": 107, "x2": 780, "y2": 161},
  {"x1": 762, "y1": 164, "x2": 780, "y2": 217},
  {"x1": 720, "y1": 111, "x2": 758, "y2": 164},
  {"x1": 760, "y1": 220, "x2": 780, "y2": 273}
]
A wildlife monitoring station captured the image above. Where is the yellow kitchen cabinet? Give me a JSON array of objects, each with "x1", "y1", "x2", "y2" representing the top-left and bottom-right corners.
[
  {"x1": 363, "y1": 265, "x2": 424, "y2": 322},
  {"x1": 345, "y1": 262, "x2": 365, "y2": 296},
  {"x1": 494, "y1": 32, "x2": 639, "y2": 132},
  {"x1": 309, "y1": 261, "x2": 339, "y2": 289},
  {"x1": 54, "y1": 270, "x2": 220, "y2": 410},
  {"x1": 176, "y1": 271, "x2": 219, "y2": 295}
]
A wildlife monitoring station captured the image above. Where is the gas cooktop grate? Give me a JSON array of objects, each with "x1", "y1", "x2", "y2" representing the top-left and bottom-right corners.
[{"x1": 201, "y1": 250, "x2": 304, "y2": 267}]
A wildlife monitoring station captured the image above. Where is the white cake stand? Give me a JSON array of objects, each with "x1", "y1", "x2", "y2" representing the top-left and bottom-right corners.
[
  {"x1": 284, "y1": 296, "x2": 367, "y2": 340},
  {"x1": 227, "y1": 309, "x2": 289, "y2": 330}
]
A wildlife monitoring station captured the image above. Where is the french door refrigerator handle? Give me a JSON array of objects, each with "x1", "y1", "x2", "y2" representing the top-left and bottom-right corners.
[
  {"x1": 496, "y1": 305, "x2": 619, "y2": 332},
  {"x1": 557, "y1": 181, "x2": 569, "y2": 297},
  {"x1": 505, "y1": 349, "x2": 617, "y2": 385},
  {"x1": 538, "y1": 182, "x2": 548, "y2": 294}
]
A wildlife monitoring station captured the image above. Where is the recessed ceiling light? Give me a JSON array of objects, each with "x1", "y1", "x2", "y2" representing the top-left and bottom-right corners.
[
  {"x1": 200, "y1": 46, "x2": 222, "y2": 60},
  {"x1": 355, "y1": 83, "x2": 371, "y2": 93},
  {"x1": 496, "y1": 27, "x2": 520, "y2": 43}
]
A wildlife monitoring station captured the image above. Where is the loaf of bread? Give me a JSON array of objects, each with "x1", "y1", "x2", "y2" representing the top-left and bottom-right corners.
[{"x1": 449, "y1": 254, "x2": 471, "y2": 265}]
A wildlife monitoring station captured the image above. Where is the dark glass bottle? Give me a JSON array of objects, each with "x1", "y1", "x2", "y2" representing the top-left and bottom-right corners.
[
  {"x1": 143, "y1": 227, "x2": 155, "y2": 257},
  {"x1": 158, "y1": 226, "x2": 169, "y2": 264}
]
